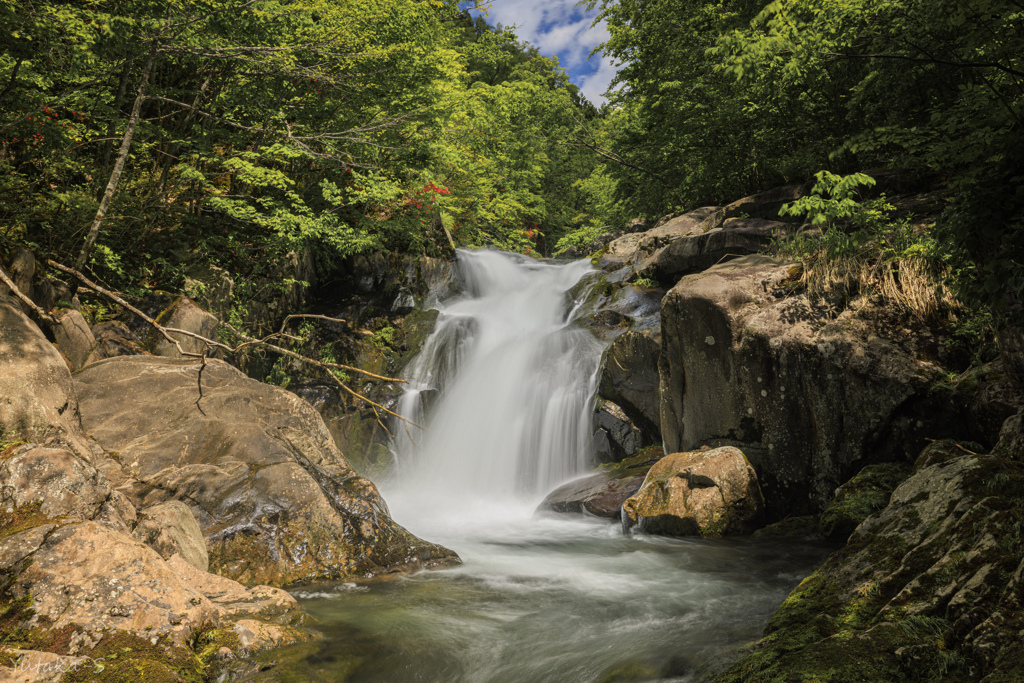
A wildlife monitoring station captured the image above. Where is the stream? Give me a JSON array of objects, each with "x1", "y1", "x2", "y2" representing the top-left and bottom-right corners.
[{"x1": 274, "y1": 250, "x2": 829, "y2": 683}]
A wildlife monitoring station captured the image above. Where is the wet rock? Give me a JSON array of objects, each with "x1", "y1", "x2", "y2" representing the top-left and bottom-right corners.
[
  {"x1": 622, "y1": 446, "x2": 765, "y2": 537},
  {"x1": 711, "y1": 450, "x2": 1024, "y2": 682},
  {"x1": 592, "y1": 400, "x2": 646, "y2": 463},
  {"x1": 165, "y1": 554, "x2": 299, "y2": 619},
  {"x1": 0, "y1": 299, "x2": 92, "y2": 456},
  {"x1": 816, "y1": 462, "x2": 912, "y2": 542},
  {"x1": 75, "y1": 355, "x2": 458, "y2": 585},
  {"x1": 598, "y1": 329, "x2": 662, "y2": 440},
  {"x1": 52, "y1": 309, "x2": 96, "y2": 371},
  {"x1": 538, "y1": 449, "x2": 662, "y2": 519},
  {"x1": 233, "y1": 618, "x2": 304, "y2": 652},
  {"x1": 133, "y1": 500, "x2": 209, "y2": 572}
]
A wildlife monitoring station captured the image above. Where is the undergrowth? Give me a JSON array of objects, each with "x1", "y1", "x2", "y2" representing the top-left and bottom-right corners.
[{"x1": 773, "y1": 171, "x2": 996, "y2": 365}]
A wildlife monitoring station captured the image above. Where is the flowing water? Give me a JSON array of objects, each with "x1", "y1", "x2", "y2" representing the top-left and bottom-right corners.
[{"x1": 277, "y1": 250, "x2": 829, "y2": 683}]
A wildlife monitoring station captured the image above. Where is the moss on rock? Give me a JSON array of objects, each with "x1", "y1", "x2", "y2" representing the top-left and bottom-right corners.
[
  {"x1": 817, "y1": 463, "x2": 912, "y2": 542},
  {"x1": 711, "y1": 450, "x2": 1024, "y2": 682}
]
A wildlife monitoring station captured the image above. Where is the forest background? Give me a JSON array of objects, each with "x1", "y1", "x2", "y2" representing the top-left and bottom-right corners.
[{"x1": 0, "y1": 0, "x2": 1021, "y2": 340}]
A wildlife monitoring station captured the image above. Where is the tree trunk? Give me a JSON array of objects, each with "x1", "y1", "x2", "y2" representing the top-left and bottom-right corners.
[{"x1": 73, "y1": 40, "x2": 158, "y2": 284}]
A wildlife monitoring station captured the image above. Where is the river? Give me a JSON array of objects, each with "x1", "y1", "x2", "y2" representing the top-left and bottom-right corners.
[{"x1": 272, "y1": 250, "x2": 828, "y2": 683}]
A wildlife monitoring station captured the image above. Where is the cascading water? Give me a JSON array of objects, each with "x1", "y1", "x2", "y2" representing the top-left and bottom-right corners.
[
  {"x1": 390, "y1": 249, "x2": 604, "y2": 504},
  {"x1": 280, "y1": 250, "x2": 829, "y2": 683}
]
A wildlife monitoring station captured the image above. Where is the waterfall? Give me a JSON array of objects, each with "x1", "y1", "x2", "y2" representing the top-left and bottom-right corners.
[
  {"x1": 284, "y1": 250, "x2": 830, "y2": 683},
  {"x1": 389, "y1": 249, "x2": 604, "y2": 506}
]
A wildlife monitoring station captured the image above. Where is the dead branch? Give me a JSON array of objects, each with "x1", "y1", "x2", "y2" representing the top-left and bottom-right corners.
[
  {"x1": 0, "y1": 268, "x2": 57, "y2": 324},
  {"x1": 48, "y1": 260, "x2": 203, "y2": 359},
  {"x1": 47, "y1": 259, "x2": 422, "y2": 430}
]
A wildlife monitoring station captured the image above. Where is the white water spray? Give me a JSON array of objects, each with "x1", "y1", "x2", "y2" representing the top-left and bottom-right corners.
[{"x1": 389, "y1": 249, "x2": 604, "y2": 511}]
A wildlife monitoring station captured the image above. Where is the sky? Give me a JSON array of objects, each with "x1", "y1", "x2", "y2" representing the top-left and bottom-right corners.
[{"x1": 469, "y1": 0, "x2": 617, "y2": 106}]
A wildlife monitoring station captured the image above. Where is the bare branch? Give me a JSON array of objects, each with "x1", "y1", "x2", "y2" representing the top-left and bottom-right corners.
[
  {"x1": 0, "y1": 268, "x2": 57, "y2": 324},
  {"x1": 47, "y1": 260, "x2": 203, "y2": 359},
  {"x1": 47, "y1": 259, "x2": 420, "y2": 428}
]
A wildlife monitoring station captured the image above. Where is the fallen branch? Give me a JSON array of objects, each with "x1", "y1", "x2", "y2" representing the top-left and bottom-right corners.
[
  {"x1": 0, "y1": 268, "x2": 57, "y2": 324},
  {"x1": 47, "y1": 259, "x2": 422, "y2": 430},
  {"x1": 48, "y1": 260, "x2": 204, "y2": 360}
]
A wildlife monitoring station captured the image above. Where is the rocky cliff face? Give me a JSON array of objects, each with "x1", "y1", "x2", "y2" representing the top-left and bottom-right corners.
[{"x1": 657, "y1": 254, "x2": 1019, "y2": 518}]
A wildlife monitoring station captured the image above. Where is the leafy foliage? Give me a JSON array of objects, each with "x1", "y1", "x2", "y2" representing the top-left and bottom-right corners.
[{"x1": 0, "y1": 0, "x2": 600, "y2": 292}]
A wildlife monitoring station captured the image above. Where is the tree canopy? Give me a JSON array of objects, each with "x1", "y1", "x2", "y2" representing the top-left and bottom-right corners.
[
  {"x1": 578, "y1": 0, "x2": 1023, "y2": 310},
  {"x1": 0, "y1": 0, "x2": 600, "y2": 288}
]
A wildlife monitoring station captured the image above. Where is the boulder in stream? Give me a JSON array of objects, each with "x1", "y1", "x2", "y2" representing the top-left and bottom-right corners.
[{"x1": 622, "y1": 446, "x2": 765, "y2": 536}]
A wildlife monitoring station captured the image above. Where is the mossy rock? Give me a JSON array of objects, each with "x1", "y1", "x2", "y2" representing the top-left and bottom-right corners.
[
  {"x1": 712, "y1": 450, "x2": 1024, "y2": 683},
  {"x1": 817, "y1": 462, "x2": 912, "y2": 542},
  {"x1": 753, "y1": 515, "x2": 820, "y2": 539},
  {"x1": 597, "y1": 659, "x2": 661, "y2": 683}
]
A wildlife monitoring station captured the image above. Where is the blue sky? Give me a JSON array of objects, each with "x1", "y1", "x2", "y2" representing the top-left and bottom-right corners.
[{"x1": 469, "y1": 0, "x2": 617, "y2": 105}]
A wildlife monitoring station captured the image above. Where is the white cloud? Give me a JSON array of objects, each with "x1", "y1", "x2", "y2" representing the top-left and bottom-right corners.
[
  {"x1": 477, "y1": 0, "x2": 615, "y2": 104},
  {"x1": 578, "y1": 54, "x2": 618, "y2": 105}
]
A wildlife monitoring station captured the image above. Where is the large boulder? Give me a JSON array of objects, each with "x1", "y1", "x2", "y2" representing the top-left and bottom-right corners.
[
  {"x1": 1, "y1": 513, "x2": 310, "y2": 677},
  {"x1": 52, "y1": 308, "x2": 96, "y2": 371},
  {"x1": 0, "y1": 298, "x2": 91, "y2": 456},
  {"x1": 637, "y1": 217, "x2": 790, "y2": 285},
  {"x1": 151, "y1": 296, "x2": 220, "y2": 357},
  {"x1": 712, "y1": 450, "x2": 1024, "y2": 682},
  {"x1": 5, "y1": 520, "x2": 221, "y2": 646},
  {"x1": 621, "y1": 446, "x2": 765, "y2": 536},
  {"x1": 597, "y1": 207, "x2": 721, "y2": 273},
  {"x1": 658, "y1": 254, "x2": 1020, "y2": 517},
  {"x1": 75, "y1": 355, "x2": 458, "y2": 585},
  {"x1": 593, "y1": 195, "x2": 797, "y2": 284}
]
